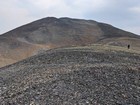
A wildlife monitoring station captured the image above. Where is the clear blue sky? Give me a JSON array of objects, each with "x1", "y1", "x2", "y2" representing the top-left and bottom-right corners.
[{"x1": 0, "y1": 0, "x2": 140, "y2": 35}]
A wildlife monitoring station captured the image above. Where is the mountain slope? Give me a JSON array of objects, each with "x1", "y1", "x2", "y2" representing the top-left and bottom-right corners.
[
  {"x1": 0, "y1": 17, "x2": 140, "y2": 67},
  {"x1": 0, "y1": 45, "x2": 140, "y2": 104}
]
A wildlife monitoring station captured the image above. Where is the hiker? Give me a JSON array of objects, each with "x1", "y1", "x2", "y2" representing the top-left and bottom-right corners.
[{"x1": 127, "y1": 44, "x2": 130, "y2": 49}]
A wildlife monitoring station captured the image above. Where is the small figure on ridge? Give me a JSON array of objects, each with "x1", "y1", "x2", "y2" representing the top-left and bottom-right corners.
[{"x1": 127, "y1": 44, "x2": 130, "y2": 49}]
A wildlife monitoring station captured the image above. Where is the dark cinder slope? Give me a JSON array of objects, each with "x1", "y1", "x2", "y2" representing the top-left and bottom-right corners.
[
  {"x1": 98, "y1": 23, "x2": 139, "y2": 38},
  {"x1": 0, "y1": 46, "x2": 140, "y2": 104},
  {"x1": 0, "y1": 17, "x2": 140, "y2": 67}
]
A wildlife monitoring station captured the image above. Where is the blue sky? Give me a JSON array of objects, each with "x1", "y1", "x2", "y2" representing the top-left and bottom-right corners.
[{"x1": 0, "y1": 0, "x2": 140, "y2": 35}]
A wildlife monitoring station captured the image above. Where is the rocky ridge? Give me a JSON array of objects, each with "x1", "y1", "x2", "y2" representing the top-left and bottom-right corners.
[{"x1": 0, "y1": 45, "x2": 140, "y2": 104}]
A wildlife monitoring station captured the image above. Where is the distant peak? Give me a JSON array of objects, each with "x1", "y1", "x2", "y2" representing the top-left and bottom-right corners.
[
  {"x1": 46, "y1": 17, "x2": 58, "y2": 20},
  {"x1": 59, "y1": 17, "x2": 72, "y2": 20},
  {"x1": 34, "y1": 17, "x2": 59, "y2": 24},
  {"x1": 43, "y1": 17, "x2": 58, "y2": 21}
]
